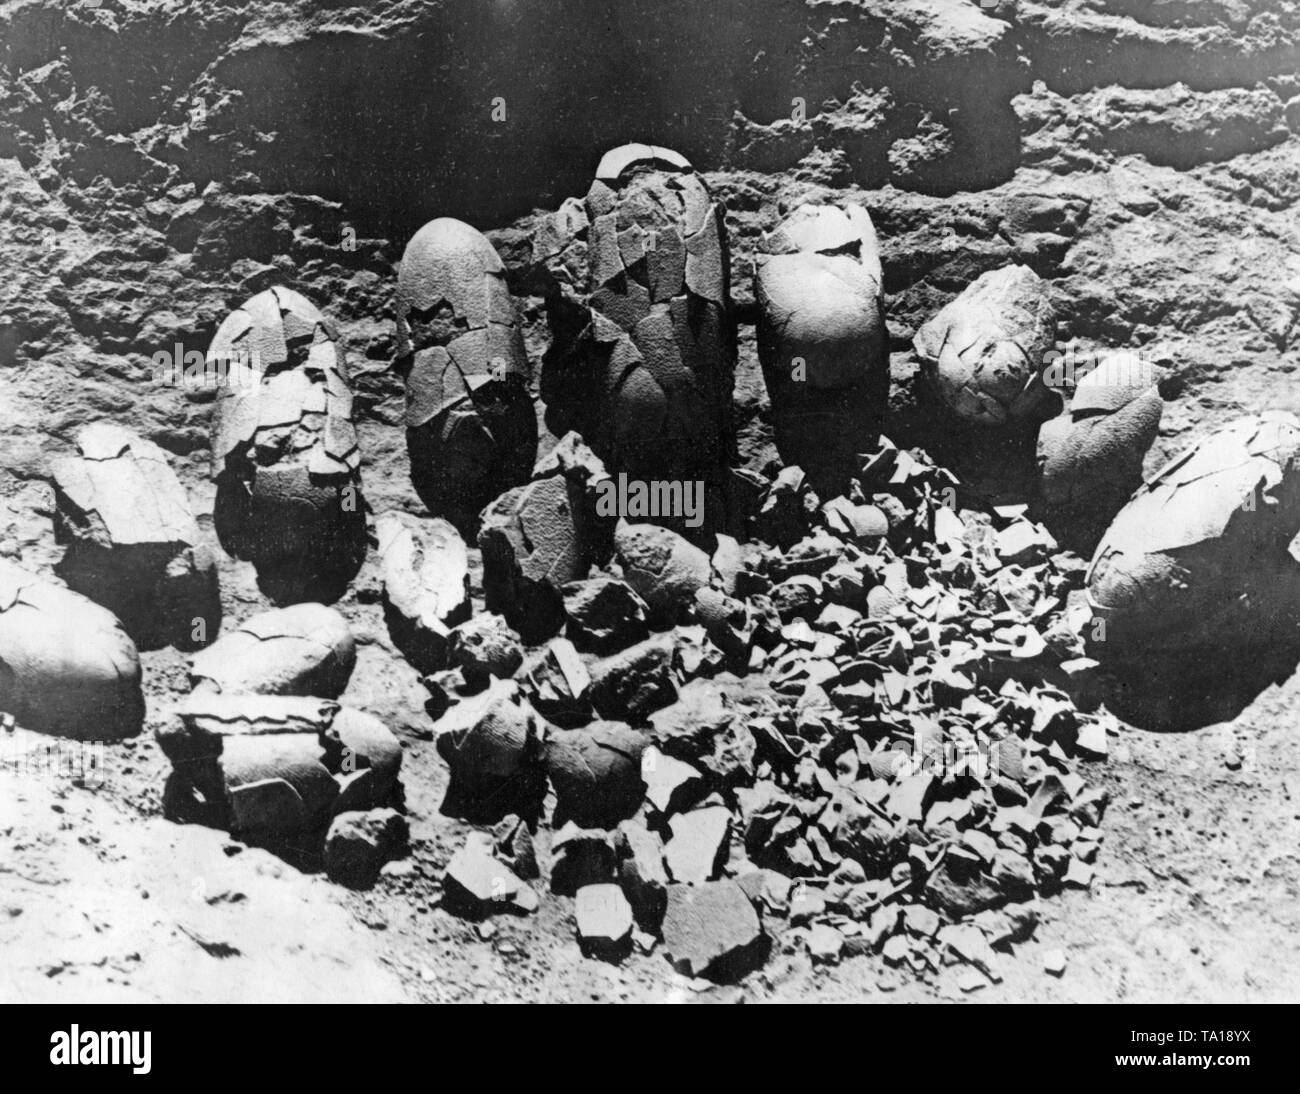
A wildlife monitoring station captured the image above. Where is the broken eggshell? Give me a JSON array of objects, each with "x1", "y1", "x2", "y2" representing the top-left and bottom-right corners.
[
  {"x1": 544, "y1": 720, "x2": 648, "y2": 829},
  {"x1": 755, "y1": 202, "x2": 889, "y2": 478},
  {"x1": 542, "y1": 144, "x2": 735, "y2": 494},
  {"x1": 188, "y1": 602, "x2": 356, "y2": 698},
  {"x1": 209, "y1": 287, "x2": 367, "y2": 605},
  {"x1": 52, "y1": 423, "x2": 221, "y2": 651},
  {"x1": 160, "y1": 695, "x2": 401, "y2": 833},
  {"x1": 0, "y1": 559, "x2": 144, "y2": 740},
  {"x1": 1037, "y1": 350, "x2": 1163, "y2": 530},
  {"x1": 376, "y1": 510, "x2": 471, "y2": 675},
  {"x1": 1087, "y1": 411, "x2": 1300, "y2": 647},
  {"x1": 395, "y1": 217, "x2": 537, "y2": 534},
  {"x1": 479, "y1": 432, "x2": 616, "y2": 643}
]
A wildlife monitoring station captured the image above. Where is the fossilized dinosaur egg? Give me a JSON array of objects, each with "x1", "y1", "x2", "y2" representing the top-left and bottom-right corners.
[
  {"x1": 1037, "y1": 350, "x2": 1163, "y2": 527},
  {"x1": 160, "y1": 694, "x2": 403, "y2": 834},
  {"x1": 542, "y1": 144, "x2": 735, "y2": 486},
  {"x1": 614, "y1": 522, "x2": 712, "y2": 621},
  {"x1": 220, "y1": 733, "x2": 340, "y2": 834},
  {"x1": 435, "y1": 679, "x2": 546, "y2": 821},
  {"x1": 479, "y1": 432, "x2": 615, "y2": 642},
  {"x1": 1087, "y1": 412, "x2": 1300, "y2": 646},
  {"x1": 209, "y1": 287, "x2": 366, "y2": 604},
  {"x1": 395, "y1": 217, "x2": 537, "y2": 533},
  {"x1": 188, "y1": 603, "x2": 356, "y2": 698},
  {"x1": 52, "y1": 423, "x2": 221, "y2": 650},
  {"x1": 755, "y1": 202, "x2": 889, "y2": 474},
  {"x1": 0, "y1": 559, "x2": 144, "y2": 739},
  {"x1": 913, "y1": 265, "x2": 1057, "y2": 426},
  {"x1": 545, "y1": 721, "x2": 647, "y2": 829}
]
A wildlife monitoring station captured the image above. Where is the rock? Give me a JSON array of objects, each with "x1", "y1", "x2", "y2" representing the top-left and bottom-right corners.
[
  {"x1": 521, "y1": 637, "x2": 592, "y2": 726},
  {"x1": 737, "y1": 780, "x2": 799, "y2": 862},
  {"x1": 421, "y1": 668, "x2": 466, "y2": 719},
  {"x1": 771, "y1": 575, "x2": 823, "y2": 621},
  {"x1": 1087, "y1": 412, "x2": 1300, "y2": 648},
  {"x1": 542, "y1": 145, "x2": 734, "y2": 493},
  {"x1": 648, "y1": 679, "x2": 755, "y2": 788},
  {"x1": 1063, "y1": 859, "x2": 1094, "y2": 889},
  {"x1": 807, "y1": 923, "x2": 846, "y2": 964},
  {"x1": 51, "y1": 423, "x2": 221, "y2": 651},
  {"x1": 755, "y1": 202, "x2": 888, "y2": 479},
  {"x1": 494, "y1": 816, "x2": 540, "y2": 880},
  {"x1": 159, "y1": 693, "x2": 339, "y2": 765},
  {"x1": 902, "y1": 904, "x2": 940, "y2": 938},
  {"x1": 434, "y1": 681, "x2": 544, "y2": 821},
  {"x1": 324, "y1": 808, "x2": 409, "y2": 888},
  {"x1": 614, "y1": 522, "x2": 712, "y2": 622},
  {"x1": 0, "y1": 559, "x2": 143, "y2": 740},
  {"x1": 544, "y1": 721, "x2": 647, "y2": 828},
  {"x1": 661, "y1": 881, "x2": 766, "y2": 980},
  {"x1": 1042, "y1": 947, "x2": 1068, "y2": 977},
  {"x1": 755, "y1": 467, "x2": 820, "y2": 549},
  {"x1": 641, "y1": 746, "x2": 708, "y2": 817},
  {"x1": 616, "y1": 822, "x2": 669, "y2": 929},
  {"x1": 866, "y1": 584, "x2": 902, "y2": 620},
  {"x1": 322, "y1": 707, "x2": 403, "y2": 812},
  {"x1": 375, "y1": 511, "x2": 471, "y2": 674},
  {"x1": 189, "y1": 603, "x2": 355, "y2": 698},
  {"x1": 822, "y1": 560, "x2": 868, "y2": 609},
  {"x1": 221, "y1": 734, "x2": 339, "y2": 834},
  {"x1": 995, "y1": 520, "x2": 1056, "y2": 565},
  {"x1": 974, "y1": 903, "x2": 1039, "y2": 948},
  {"x1": 447, "y1": 613, "x2": 523, "y2": 690},
  {"x1": 561, "y1": 577, "x2": 650, "y2": 653},
  {"x1": 822, "y1": 498, "x2": 890, "y2": 542},
  {"x1": 1075, "y1": 720, "x2": 1109, "y2": 759},
  {"x1": 773, "y1": 531, "x2": 844, "y2": 579},
  {"x1": 479, "y1": 433, "x2": 615, "y2": 642},
  {"x1": 549, "y1": 823, "x2": 617, "y2": 896},
  {"x1": 710, "y1": 534, "x2": 745, "y2": 596},
  {"x1": 671, "y1": 622, "x2": 726, "y2": 679},
  {"x1": 209, "y1": 287, "x2": 366, "y2": 604},
  {"x1": 913, "y1": 265, "x2": 1057, "y2": 426},
  {"x1": 443, "y1": 833, "x2": 539, "y2": 917},
  {"x1": 1037, "y1": 351, "x2": 1163, "y2": 531},
  {"x1": 884, "y1": 773, "x2": 935, "y2": 824},
  {"x1": 664, "y1": 804, "x2": 731, "y2": 884},
  {"x1": 161, "y1": 693, "x2": 398, "y2": 838},
  {"x1": 830, "y1": 795, "x2": 909, "y2": 876},
  {"x1": 690, "y1": 589, "x2": 751, "y2": 668},
  {"x1": 394, "y1": 218, "x2": 537, "y2": 533},
  {"x1": 789, "y1": 885, "x2": 827, "y2": 926},
  {"x1": 574, "y1": 884, "x2": 634, "y2": 958},
  {"x1": 881, "y1": 935, "x2": 912, "y2": 966},
  {"x1": 588, "y1": 635, "x2": 679, "y2": 721},
  {"x1": 938, "y1": 923, "x2": 1000, "y2": 978},
  {"x1": 736, "y1": 868, "x2": 793, "y2": 916},
  {"x1": 924, "y1": 857, "x2": 1004, "y2": 918}
]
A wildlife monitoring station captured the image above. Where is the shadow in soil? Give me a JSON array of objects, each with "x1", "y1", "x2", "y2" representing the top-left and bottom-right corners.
[
  {"x1": 885, "y1": 378, "x2": 1051, "y2": 512},
  {"x1": 1100, "y1": 627, "x2": 1300, "y2": 732}
]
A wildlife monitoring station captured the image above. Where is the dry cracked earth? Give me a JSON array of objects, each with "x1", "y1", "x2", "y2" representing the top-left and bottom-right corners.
[{"x1": 2, "y1": 0, "x2": 1300, "y2": 1004}]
